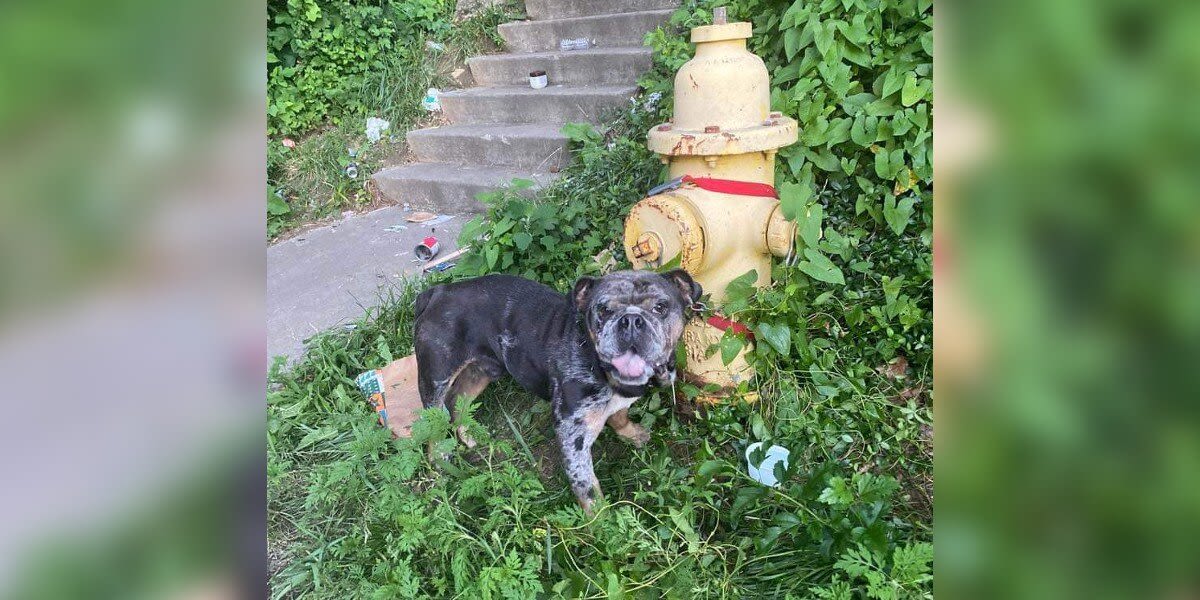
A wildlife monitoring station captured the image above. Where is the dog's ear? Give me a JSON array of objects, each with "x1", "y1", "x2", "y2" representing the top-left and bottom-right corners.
[
  {"x1": 662, "y1": 269, "x2": 702, "y2": 305},
  {"x1": 572, "y1": 276, "x2": 598, "y2": 312}
]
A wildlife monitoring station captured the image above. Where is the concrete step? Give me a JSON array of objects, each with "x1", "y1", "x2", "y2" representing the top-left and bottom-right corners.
[
  {"x1": 372, "y1": 163, "x2": 556, "y2": 213},
  {"x1": 438, "y1": 84, "x2": 638, "y2": 125},
  {"x1": 525, "y1": 0, "x2": 677, "y2": 20},
  {"x1": 499, "y1": 9, "x2": 674, "y2": 53},
  {"x1": 407, "y1": 124, "x2": 571, "y2": 171},
  {"x1": 468, "y1": 47, "x2": 652, "y2": 86}
]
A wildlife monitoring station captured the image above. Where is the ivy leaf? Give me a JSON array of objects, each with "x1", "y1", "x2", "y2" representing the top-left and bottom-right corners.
[
  {"x1": 814, "y1": 21, "x2": 836, "y2": 58},
  {"x1": 755, "y1": 322, "x2": 791, "y2": 357},
  {"x1": 719, "y1": 333, "x2": 744, "y2": 366},
  {"x1": 267, "y1": 194, "x2": 291, "y2": 215},
  {"x1": 778, "y1": 181, "x2": 811, "y2": 221},
  {"x1": 799, "y1": 248, "x2": 845, "y2": 285},
  {"x1": 513, "y1": 232, "x2": 532, "y2": 251},
  {"x1": 784, "y1": 27, "x2": 801, "y2": 60},
  {"x1": 798, "y1": 202, "x2": 823, "y2": 249},
  {"x1": 881, "y1": 67, "x2": 904, "y2": 99},
  {"x1": 485, "y1": 245, "x2": 499, "y2": 269},
  {"x1": 724, "y1": 269, "x2": 758, "y2": 305},
  {"x1": 819, "y1": 476, "x2": 854, "y2": 507},
  {"x1": 561, "y1": 122, "x2": 598, "y2": 143},
  {"x1": 884, "y1": 196, "x2": 917, "y2": 235},
  {"x1": 902, "y1": 72, "x2": 926, "y2": 106}
]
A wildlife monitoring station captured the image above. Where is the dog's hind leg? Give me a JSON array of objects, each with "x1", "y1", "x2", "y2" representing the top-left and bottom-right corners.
[{"x1": 445, "y1": 361, "x2": 496, "y2": 449}]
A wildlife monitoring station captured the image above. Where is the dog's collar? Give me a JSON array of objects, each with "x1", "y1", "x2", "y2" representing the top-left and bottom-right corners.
[{"x1": 608, "y1": 379, "x2": 649, "y2": 398}]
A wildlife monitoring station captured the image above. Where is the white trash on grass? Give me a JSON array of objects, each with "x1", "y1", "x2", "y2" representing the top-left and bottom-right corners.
[
  {"x1": 365, "y1": 117, "x2": 391, "y2": 142},
  {"x1": 422, "y1": 88, "x2": 441, "y2": 112},
  {"x1": 745, "y1": 442, "x2": 790, "y2": 487}
]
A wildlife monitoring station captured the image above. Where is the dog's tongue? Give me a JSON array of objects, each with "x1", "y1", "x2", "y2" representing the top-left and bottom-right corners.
[{"x1": 611, "y1": 352, "x2": 648, "y2": 379}]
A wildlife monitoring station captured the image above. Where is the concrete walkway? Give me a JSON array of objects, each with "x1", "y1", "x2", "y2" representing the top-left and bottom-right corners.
[{"x1": 267, "y1": 206, "x2": 463, "y2": 363}]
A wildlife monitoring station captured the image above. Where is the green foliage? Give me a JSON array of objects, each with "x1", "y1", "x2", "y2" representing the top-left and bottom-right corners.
[
  {"x1": 266, "y1": 1, "x2": 517, "y2": 238},
  {"x1": 269, "y1": 0, "x2": 932, "y2": 595},
  {"x1": 267, "y1": 127, "x2": 390, "y2": 239},
  {"x1": 269, "y1": 290, "x2": 930, "y2": 597},
  {"x1": 453, "y1": 111, "x2": 666, "y2": 288},
  {"x1": 268, "y1": 0, "x2": 451, "y2": 135}
]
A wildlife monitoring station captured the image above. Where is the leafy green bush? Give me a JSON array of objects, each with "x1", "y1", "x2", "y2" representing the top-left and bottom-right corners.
[
  {"x1": 266, "y1": 1, "x2": 516, "y2": 239},
  {"x1": 267, "y1": 0, "x2": 505, "y2": 136}
]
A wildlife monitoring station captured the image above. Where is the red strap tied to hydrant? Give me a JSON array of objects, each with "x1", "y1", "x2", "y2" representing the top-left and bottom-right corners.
[
  {"x1": 706, "y1": 314, "x2": 755, "y2": 340},
  {"x1": 682, "y1": 175, "x2": 778, "y2": 198},
  {"x1": 650, "y1": 176, "x2": 773, "y2": 341}
]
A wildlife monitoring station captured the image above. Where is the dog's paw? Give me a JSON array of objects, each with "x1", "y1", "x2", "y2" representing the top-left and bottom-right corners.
[{"x1": 618, "y1": 423, "x2": 651, "y2": 448}]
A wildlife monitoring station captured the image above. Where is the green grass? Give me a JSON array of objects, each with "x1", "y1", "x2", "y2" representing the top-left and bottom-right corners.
[{"x1": 267, "y1": 280, "x2": 931, "y2": 598}]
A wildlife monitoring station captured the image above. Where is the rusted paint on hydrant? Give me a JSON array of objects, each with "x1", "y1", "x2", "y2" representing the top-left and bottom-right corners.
[{"x1": 624, "y1": 10, "x2": 800, "y2": 402}]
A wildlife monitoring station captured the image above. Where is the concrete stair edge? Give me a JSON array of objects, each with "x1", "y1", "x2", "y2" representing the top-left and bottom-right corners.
[
  {"x1": 372, "y1": 163, "x2": 557, "y2": 214},
  {"x1": 467, "y1": 46, "x2": 653, "y2": 86},
  {"x1": 498, "y1": 9, "x2": 674, "y2": 53}
]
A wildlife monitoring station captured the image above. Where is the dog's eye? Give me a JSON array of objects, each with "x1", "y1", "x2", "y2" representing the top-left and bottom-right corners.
[
  {"x1": 653, "y1": 301, "x2": 668, "y2": 315},
  {"x1": 597, "y1": 305, "x2": 612, "y2": 317}
]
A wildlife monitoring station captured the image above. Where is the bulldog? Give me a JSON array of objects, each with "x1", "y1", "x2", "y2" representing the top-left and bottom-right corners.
[{"x1": 413, "y1": 270, "x2": 701, "y2": 513}]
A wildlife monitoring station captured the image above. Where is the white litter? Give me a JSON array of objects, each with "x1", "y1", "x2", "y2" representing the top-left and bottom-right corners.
[
  {"x1": 420, "y1": 214, "x2": 455, "y2": 226},
  {"x1": 384, "y1": 224, "x2": 408, "y2": 232},
  {"x1": 745, "y1": 443, "x2": 790, "y2": 487},
  {"x1": 365, "y1": 117, "x2": 391, "y2": 142},
  {"x1": 422, "y1": 88, "x2": 441, "y2": 112}
]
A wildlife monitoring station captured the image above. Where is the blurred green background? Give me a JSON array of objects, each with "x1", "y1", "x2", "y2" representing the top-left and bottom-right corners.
[{"x1": 938, "y1": 0, "x2": 1200, "y2": 596}]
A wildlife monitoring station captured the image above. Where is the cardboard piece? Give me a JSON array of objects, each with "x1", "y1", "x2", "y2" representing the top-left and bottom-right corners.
[{"x1": 356, "y1": 354, "x2": 425, "y2": 438}]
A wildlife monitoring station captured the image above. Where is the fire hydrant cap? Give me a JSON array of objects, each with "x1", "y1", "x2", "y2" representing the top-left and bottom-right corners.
[{"x1": 690, "y1": 21, "x2": 752, "y2": 43}]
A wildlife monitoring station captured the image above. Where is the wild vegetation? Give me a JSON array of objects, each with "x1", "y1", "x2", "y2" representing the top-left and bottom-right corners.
[
  {"x1": 267, "y1": 0, "x2": 518, "y2": 238},
  {"x1": 268, "y1": 0, "x2": 933, "y2": 596}
]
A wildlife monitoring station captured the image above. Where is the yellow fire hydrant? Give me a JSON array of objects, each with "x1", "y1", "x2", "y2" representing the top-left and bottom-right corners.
[{"x1": 624, "y1": 9, "x2": 798, "y2": 400}]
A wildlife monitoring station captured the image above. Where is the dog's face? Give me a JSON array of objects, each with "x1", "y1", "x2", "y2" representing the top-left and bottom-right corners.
[{"x1": 573, "y1": 270, "x2": 702, "y2": 387}]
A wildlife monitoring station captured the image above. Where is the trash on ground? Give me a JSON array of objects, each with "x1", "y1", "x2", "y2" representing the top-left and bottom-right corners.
[
  {"x1": 529, "y1": 70, "x2": 548, "y2": 89},
  {"x1": 356, "y1": 355, "x2": 423, "y2": 438},
  {"x1": 559, "y1": 37, "x2": 591, "y2": 51},
  {"x1": 425, "y1": 40, "x2": 445, "y2": 52},
  {"x1": 450, "y1": 67, "x2": 471, "y2": 86},
  {"x1": 421, "y1": 246, "x2": 469, "y2": 273},
  {"x1": 344, "y1": 148, "x2": 359, "y2": 179},
  {"x1": 281, "y1": 138, "x2": 296, "y2": 148},
  {"x1": 406, "y1": 211, "x2": 437, "y2": 223},
  {"x1": 414, "y1": 235, "x2": 440, "y2": 261},
  {"x1": 422, "y1": 88, "x2": 441, "y2": 111},
  {"x1": 420, "y1": 214, "x2": 455, "y2": 226},
  {"x1": 384, "y1": 224, "x2": 408, "y2": 232},
  {"x1": 745, "y1": 442, "x2": 790, "y2": 487},
  {"x1": 365, "y1": 117, "x2": 391, "y2": 142},
  {"x1": 430, "y1": 261, "x2": 456, "y2": 272}
]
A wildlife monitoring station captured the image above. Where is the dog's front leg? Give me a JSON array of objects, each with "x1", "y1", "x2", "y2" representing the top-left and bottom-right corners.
[{"x1": 554, "y1": 402, "x2": 606, "y2": 515}]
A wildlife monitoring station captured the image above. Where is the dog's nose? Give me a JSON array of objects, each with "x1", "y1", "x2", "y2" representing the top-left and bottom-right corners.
[{"x1": 618, "y1": 313, "x2": 646, "y2": 333}]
